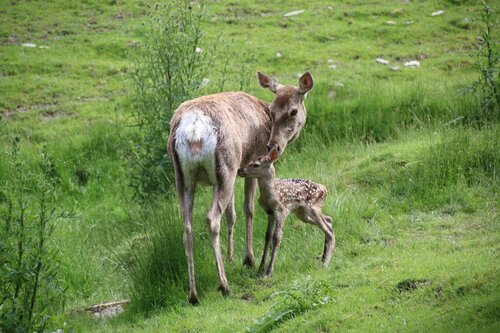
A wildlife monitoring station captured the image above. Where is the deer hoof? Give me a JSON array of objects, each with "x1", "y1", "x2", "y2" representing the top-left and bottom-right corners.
[
  {"x1": 218, "y1": 285, "x2": 231, "y2": 296},
  {"x1": 188, "y1": 293, "x2": 199, "y2": 305},
  {"x1": 243, "y1": 256, "x2": 255, "y2": 268}
]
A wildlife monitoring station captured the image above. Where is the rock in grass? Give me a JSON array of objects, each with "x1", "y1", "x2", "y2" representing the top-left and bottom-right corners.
[
  {"x1": 39, "y1": 45, "x2": 50, "y2": 49},
  {"x1": 328, "y1": 64, "x2": 337, "y2": 69},
  {"x1": 389, "y1": 66, "x2": 401, "y2": 71},
  {"x1": 404, "y1": 60, "x2": 420, "y2": 68},
  {"x1": 201, "y1": 78, "x2": 210, "y2": 87},
  {"x1": 431, "y1": 10, "x2": 444, "y2": 17},
  {"x1": 376, "y1": 58, "x2": 390, "y2": 65},
  {"x1": 385, "y1": 20, "x2": 397, "y2": 25},
  {"x1": 85, "y1": 300, "x2": 130, "y2": 318},
  {"x1": 276, "y1": 51, "x2": 282, "y2": 58},
  {"x1": 284, "y1": 10, "x2": 304, "y2": 17},
  {"x1": 22, "y1": 43, "x2": 36, "y2": 47}
]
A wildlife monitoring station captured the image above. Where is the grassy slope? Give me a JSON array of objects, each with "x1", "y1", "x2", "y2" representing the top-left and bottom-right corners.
[{"x1": 1, "y1": 0, "x2": 498, "y2": 332}]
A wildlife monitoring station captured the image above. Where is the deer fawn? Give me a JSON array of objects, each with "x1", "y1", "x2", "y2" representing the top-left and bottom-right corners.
[
  {"x1": 167, "y1": 71, "x2": 314, "y2": 304},
  {"x1": 237, "y1": 148, "x2": 335, "y2": 277}
]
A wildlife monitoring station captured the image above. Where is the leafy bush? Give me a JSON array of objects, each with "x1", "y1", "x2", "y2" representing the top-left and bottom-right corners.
[
  {"x1": 129, "y1": 1, "x2": 217, "y2": 201},
  {"x1": 0, "y1": 138, "x2": 66, "y2": 332}
]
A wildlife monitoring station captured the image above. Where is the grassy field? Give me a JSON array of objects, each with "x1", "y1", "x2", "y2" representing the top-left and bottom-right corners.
[{"x1": 1, "y1": 0, "x2": 498, "y2": 332}]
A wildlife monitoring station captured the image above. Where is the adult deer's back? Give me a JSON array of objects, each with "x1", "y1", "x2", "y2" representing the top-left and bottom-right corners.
[{"x1": 167, "y1": 72, "x2": 313, "y2": 304}]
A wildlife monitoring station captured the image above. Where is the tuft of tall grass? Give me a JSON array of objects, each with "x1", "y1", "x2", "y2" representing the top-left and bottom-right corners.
[
  {"x1": 389, "y1": 125, "x2": 499, "y2": 211},
  {"x1": 302, "y1": 81, "x2": 477, "y2": 146},
  {"x1": 127, "y1": 201, "x2": 214, "y2": 314}
]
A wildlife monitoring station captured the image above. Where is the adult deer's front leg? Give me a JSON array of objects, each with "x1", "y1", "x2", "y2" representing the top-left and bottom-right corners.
[
  {"x1": 243, "y1": 177, "x2": 257, "y2": 267},
  {"x1": 206, "y1": 176, "x2": 235, "y2": 295},
  {"x1": 225, "y1": 192, "x2": 236, "y2": 261}
]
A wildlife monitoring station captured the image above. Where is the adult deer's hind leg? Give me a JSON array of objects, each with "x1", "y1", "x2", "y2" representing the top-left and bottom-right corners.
[
  {"x1": 172, "y1": 151, "x2": 199, "y2": 304},
  {"x1": 206, "y1": 169, "x2": 237, "y2": 295}
]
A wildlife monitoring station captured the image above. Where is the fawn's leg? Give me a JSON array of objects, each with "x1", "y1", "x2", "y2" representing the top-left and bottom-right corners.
[
  {"x1": 243, "y1": 178, "x2": 257, "y2": 267},
  {"x1": 266, "y1": 208, "x2": 286, "y2": 277},
  {"x1": 310, "y1": 209, "x2": 335, "y2": 265},
  {"x1": 258, "y1": 213, "x2": 275, "y2": 274},
  {"x1": 296, "y1": 208, "x2": 335, "y2": 266},
  {"x1": 322, "y1": 215, "x2": 335, "y2": 264}
]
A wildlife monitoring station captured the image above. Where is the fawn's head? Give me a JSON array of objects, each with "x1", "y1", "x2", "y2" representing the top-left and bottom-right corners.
[
  {"x1": 257, "y1": 71, "x2": 314, "y2": 155},
  {"x1": 237, "y1": 148, "x2": 279, "y2": 179}
]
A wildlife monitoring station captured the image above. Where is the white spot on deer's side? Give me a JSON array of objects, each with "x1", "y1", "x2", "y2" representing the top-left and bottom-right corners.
[{"x1": 175, "y1": 110, "x2": 218, "y2": 185}]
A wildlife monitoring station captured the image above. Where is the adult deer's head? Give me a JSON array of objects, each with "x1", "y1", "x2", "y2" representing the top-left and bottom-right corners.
[{"x1": 257, "y1": 71, "x2": 314, "y2": 155}]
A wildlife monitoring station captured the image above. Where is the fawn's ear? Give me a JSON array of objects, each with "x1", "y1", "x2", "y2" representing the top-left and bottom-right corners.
[
  {"x1": 268, "y1": 147, "x2": 279, "y2": 162},
  {"x1": 257, "y1": 71, "x2": 279, "y2": 94},
  {"x1": 298, "y1": 71, "x2": 314, "y2": 95}
]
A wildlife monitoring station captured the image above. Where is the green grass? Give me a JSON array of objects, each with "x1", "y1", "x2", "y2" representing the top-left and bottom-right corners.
[{"x1": 1, "y1": 0, "x2": 499, "y2": 332}]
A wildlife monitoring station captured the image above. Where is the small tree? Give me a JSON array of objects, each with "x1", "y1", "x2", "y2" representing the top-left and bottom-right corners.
[
  {"x1": 129, "y1": 0, "x2": 217, "y2": 201},
  {"x1": 0, "y1": 138, "x2": 66, "y2": 333},
  {"x1": 467, "y1": 1, "x2": 499, "y2": 121}
]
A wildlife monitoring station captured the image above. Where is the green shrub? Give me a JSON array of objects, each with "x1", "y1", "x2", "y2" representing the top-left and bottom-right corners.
[
  {"x1": 0, "y1": 138, "x2": 66, "y2": 333},
  {"x1": 464, "y1": 0, "x2": 499, "y2": 123},
  {"x1": 129, "y1": 1, "x2": 218, "y2": 201}
]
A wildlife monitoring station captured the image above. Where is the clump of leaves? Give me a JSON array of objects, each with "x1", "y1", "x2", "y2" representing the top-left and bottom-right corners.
[{"x1": 247, "y1": 276, "x2": 332, "y2": 333}]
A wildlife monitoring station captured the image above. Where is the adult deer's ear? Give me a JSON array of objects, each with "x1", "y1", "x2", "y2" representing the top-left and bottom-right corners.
[
  {"x1": 268, "y1": 147, "x2": 279, "y2": 162},
  {"x1": 298, "y1": 71, "x2": 314, "y2": 95},
  {"x1": 257, "y1": 71, "x2": 279, "y2": 94}
]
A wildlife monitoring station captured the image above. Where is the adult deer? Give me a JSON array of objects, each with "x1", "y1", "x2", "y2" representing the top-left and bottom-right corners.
[
  {"x1": 167, "y1": 71, "x2": 313, "y2": 304},
  {"x1": 237, "y1": 148, "x2": 335, "y2": 277}
]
